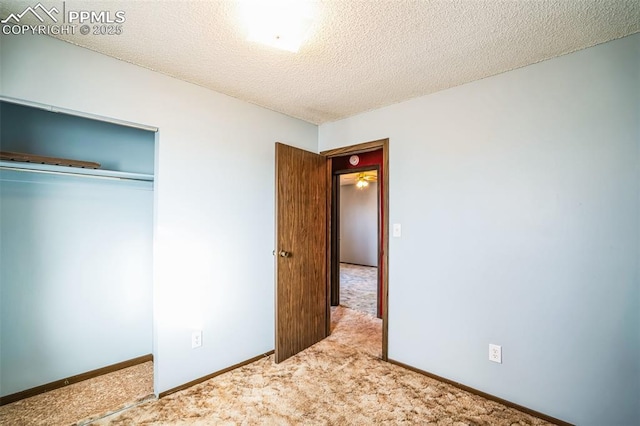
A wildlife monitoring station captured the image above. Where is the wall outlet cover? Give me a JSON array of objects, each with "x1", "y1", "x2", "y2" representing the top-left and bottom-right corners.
[
  {"x1": 192, "y1": 330, "x2": 202, "y2": 349},
  {"x1": 489, "y1": 344, "x2": 502, "y2": 363}
]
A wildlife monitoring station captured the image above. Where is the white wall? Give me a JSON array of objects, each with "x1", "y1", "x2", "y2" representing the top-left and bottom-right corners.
[
  {"x1": 340, "y1": 182, "x2": 378, "y2": 266},
  {"x1": 320, "y1": 34, "x2": 640, "y2": 426},
  {"x1": 0, "y1": 34, "x2": 318, "y2": 395}
]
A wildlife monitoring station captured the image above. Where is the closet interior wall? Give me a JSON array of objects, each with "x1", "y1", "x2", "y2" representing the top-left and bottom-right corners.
[{"x1": 0, "y1": 101, "x2": 155, "y2": 397}]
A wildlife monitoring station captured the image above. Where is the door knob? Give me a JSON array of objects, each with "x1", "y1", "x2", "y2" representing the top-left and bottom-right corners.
[{"x1": 279, "y1": 250, "x2": 291, "y2": 258}]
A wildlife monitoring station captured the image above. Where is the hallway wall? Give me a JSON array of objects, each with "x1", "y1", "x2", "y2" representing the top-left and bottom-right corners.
[{"x1": 340, "y1": 182, "x2": 378, "y2": 266}]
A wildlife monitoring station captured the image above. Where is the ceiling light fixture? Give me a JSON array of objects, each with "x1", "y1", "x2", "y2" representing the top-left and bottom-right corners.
[
  {"x1": 356, "y1": 174, "x2": 369, "y2": 189},
  {"x1": 240, "y1": 0, "x2": 315, "y2": 53}
]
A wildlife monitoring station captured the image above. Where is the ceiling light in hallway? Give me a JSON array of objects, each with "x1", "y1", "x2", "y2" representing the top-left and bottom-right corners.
[{"x1": 356, "y1": 174, "x2": 369, "y2": 189}]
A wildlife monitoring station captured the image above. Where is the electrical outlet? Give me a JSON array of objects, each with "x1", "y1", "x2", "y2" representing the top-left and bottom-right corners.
[
  {"x1": 489, "y1": 344, "x2": 502, "y2": 363},
  {"x1": 192, "y1": 330, "x2": 202, "y2": 349}
]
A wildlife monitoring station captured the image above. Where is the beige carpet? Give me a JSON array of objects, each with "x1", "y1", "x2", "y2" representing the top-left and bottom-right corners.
[
  {"x1": 0, "y1": 308, "x2": 552, "y2": 425},
  {"x1": 92, "y1": 307, "x2": 552, "y2": 425},
  {"x1": 0, "y1": 361, "x2": 154, "y2": 426}
]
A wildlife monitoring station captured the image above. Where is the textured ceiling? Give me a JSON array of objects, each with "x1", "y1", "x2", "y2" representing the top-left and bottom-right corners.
[{"x1": 2, "y1": 1, "x2": 639, "y2": 124}]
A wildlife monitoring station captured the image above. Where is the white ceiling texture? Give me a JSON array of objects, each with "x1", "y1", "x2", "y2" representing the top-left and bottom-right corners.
[{"x1": 2, "y1": 0, "x2": 639, "y2": 124}]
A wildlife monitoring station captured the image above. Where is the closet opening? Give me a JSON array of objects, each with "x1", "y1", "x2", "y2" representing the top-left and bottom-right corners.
[{"x1": 0, "y1": 97, "x2": 156, "y2": 415}]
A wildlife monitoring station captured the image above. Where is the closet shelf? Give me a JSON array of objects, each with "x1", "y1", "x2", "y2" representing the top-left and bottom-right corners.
[{"x1": 0, "y1": 161, "x2": 154, "y2": 182}]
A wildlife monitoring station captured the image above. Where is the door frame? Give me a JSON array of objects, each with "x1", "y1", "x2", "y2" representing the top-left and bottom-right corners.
[{"x1": 321, "y1": 138, "x2": 389, "y2": 360}]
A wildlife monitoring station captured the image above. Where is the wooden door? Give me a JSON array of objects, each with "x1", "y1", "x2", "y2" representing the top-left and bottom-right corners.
[{"x1": 275, "y1": 142, "x2": 327, "y2": 363}]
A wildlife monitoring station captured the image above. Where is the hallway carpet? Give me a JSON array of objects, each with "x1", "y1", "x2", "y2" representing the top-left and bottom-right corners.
[
  {"x1": 340, "y1": 263, "x2": 378, "y2": 317},
  {"x1": 92, "y1": 307, "x2": 552, "y2": 425}
]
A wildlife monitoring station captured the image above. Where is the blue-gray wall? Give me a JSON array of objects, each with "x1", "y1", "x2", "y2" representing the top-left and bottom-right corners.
[
  {"x1": 0, "y1": 102, "x2": 155, "y2": 396},
  {"x1": 320, "y1": 34, "x2": 640, "y2": 426}
]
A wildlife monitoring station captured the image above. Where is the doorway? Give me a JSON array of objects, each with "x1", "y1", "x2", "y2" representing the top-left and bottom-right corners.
[
  {"x1": 337, "y1": 170, "x2": 379, "y2": 318},
  {"x1": 274, "y1": 139, "x2": 388, "y2": 363},
  {"x1": 322, "y1": 138, "x2": 389, "y2": 360}
]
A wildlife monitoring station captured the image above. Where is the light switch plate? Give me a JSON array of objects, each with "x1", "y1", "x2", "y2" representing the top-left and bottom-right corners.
[{"x1": 393, "y1": 223, "x2": 402, "y2": 237}]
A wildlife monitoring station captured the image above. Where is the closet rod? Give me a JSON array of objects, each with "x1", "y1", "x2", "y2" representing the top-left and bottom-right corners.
[{"x1": 0, "y1": 165, "x2": 153, "y2": 183}]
